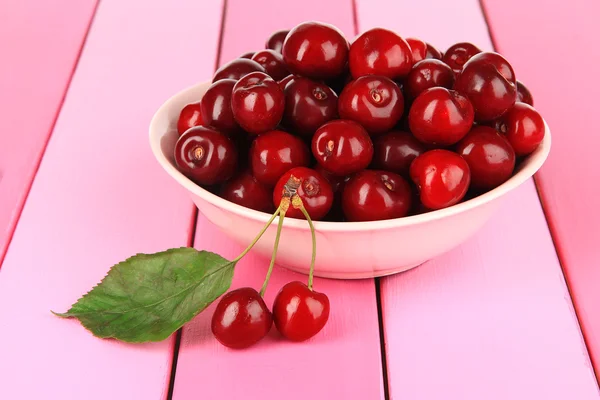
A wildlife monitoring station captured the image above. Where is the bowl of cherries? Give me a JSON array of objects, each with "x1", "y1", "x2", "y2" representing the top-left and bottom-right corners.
[{"x1": 150, "y1": 21, "x2": 550, "y2": 279}]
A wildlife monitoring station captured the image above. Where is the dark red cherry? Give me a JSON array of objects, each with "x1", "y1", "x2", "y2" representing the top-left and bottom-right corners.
[
  {"x1": 409, "y1": 87, "x2": 474, "y2": 146},
  {"x1": 494, "y1": 102, "x2": 545, "y2": 156},
  {"x1": 211, "y1": 287, "x2": 272, "y2": 349},
  {"x1": 314, "y1": 164, "x2": 348, "y2": 193},
  {"x1": 342, "y1": 170, "x2": 412, "y2": 221},
  {"x1": 282, "y1": 22, "x2": 349, "y2": 79},
  {"x1": 456, "y1": 126, "x2": 516, "y2": 190},
  {"x1": 174, "y1": 126, "x2": 237, "y2": 186},
  {"x1": 200, "y1": 79, "x2": 240, "y2": 135},
  {"x1": 266, "y1": 29, "x2": 289, "y2": 53},
  {"x1": 232, "y1": 72, "x2": 285, "y2": 135},
  {"x1": 516, "y1": 80, "x2": 534, "y2": 106},
  {"x1": 220, "y1": 170, "x2": 275, "y2": 213},
  {"x1": 250, "y1": 130, "x2": 310, "y2": 186},
  {"x1": 273, "y1": 167, "x2": 333, "y2": 220},
  {"x1": 283, "y1": 77, "x2": 338, "y2": 137},
  {"x1": 425, "y1": 43, "x2": 442, "y2": 60},
  {"x1": 371, "y1": 130, "x2": 425, "y2": 176},
  {"x1": 404, "y1": 59, "x2": 455, "y2": 100},
  {"x1": 273, "y1": 281, "x2": 330, "y2": 342},
  {"x1": 339, "y1": 75, "x2": 404, "y2": 134},
  {"x1": 240, "y1": 51, "x2": 255, "y2": 59},
  {"x1": 312, "y1": 120, "x2": 373, "y2": 176},
  {"x1": 454, "y1": 52, "x2": 517, "y2": 122},
  {"x1": 213, "y1": 58, "x2": 266, "y2": 82},
  {"x1": 278, "y1": 74, "x2": 295, "y2": 91},
  {"x1": 251, "y1": 50, "x2": 290, "y2": 81},
  {"x1": 349, "y1": 28, "x2": 413, "y2": 80},
  {"x1": 406, "y1": 37, "x2": 427, "y2": 63},
  {"x1": 177, "y1": 102, "x2": 204, "y2": 135},
  {"x1": 442, "y1": 42, "x2": 481, "y2": 74},
  {"x1": 409, "y1": 149, "x2": 470, "y2": 210}
]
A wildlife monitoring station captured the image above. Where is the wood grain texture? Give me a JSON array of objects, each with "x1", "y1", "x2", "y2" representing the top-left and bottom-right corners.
[
  {"x1": 481, "y1": 0, "x2": 600, "y2": 381},
  {"x1": 0, "y1": 0, "x2": 98, "y2": 263},
  {"x1": 172, "y1": 1, "x2": 384, "y2": 399},
  {"x1": 0, "y1": 1, "x2": 222, "y2": 399},
  {"x1": 355, "y1": 0, "x2": 600, "y2": 398}
]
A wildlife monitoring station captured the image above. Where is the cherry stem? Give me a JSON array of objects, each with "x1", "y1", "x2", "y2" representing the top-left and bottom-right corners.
[
  {"x1": 233, "y1": 204, "x2": 283, "y2": 263},
  {"x1": 295, "y1": 199, "x2": 316, "y2": 291},
  {"x1": 260, "y1": 209, "x2": 286, "y2": 297}
]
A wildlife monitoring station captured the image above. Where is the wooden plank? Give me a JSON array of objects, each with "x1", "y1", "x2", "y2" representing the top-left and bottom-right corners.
[
  {"x1": 171, "y1": 2, "x2": 385, "y2": 399},
  {"x1": 355, "y1": 0, "x2": 600, "y2": 398},
  {"x1": 0, "y1": 0, "x2": 98, "y2": 263},
  {"x1": 0, "y1": 1, "x2": 223, "y2": 399},
  {"x1": 481, "y1": 0, "x2": 600, "y2": 381}
]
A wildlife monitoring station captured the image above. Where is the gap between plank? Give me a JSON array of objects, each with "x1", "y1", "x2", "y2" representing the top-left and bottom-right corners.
[{"x1": 375, "y1": 278, "x2": 391, "y2": 400}]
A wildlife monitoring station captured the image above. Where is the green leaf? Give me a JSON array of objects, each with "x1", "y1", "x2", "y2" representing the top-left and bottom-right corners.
[{"x1": 53, "y1": 247, "x2": 235, "y2": 343}]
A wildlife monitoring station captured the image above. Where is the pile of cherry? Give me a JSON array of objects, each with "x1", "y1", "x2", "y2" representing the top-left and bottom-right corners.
[{"x1": 174, "y1": 21, "x2": 545, "y2": 222}]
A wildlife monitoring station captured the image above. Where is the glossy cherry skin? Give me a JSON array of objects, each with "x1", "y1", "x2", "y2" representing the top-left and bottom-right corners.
[
  {"x1": 349, "y1": 28, "x2": 413, "y2": 80},
  {"x1": 409, "y1": 87, "x2": 474, "y2": 146},
  {"x1": 273, "y1": 167, "x2": 333, "y2": 220},
  {"x1": 342, "y1": 170, "x2": 412, "y2": 221},
  {"x1": 442, "y1": 42, "x2": 481, "y2": 74},
  {"x1": 174, "y1": 126, "x2": 237, "y2": 186},
  {"x1": 273, "y1": 281, "x2": 330, "y2": 342},
  {"x1": 283, "y1": 77, "x2": 338, "y2": 137},
  {"x1": 220, "y1": 170, "x2": 275, "y2": 213},
  {"x1": 314, "y1": 164, "x2": 348, "y2": 193},
  {"x1": 312, "y1": 120, "x2": 373, "y2": 176},
  {"x1": 456, "y1": 126, "x2": 516, "y2": 190},
  {"x1": 232, "y1": 72, "x2": 285, "y2": 135},
  {"x1": 371, "y1": 130, "x2": 425, "y2": 176},
  {"x1": 251, "y1": 50, "x2": 290, "y2": 81},
  {"x1": 404, "y1": 59, "x2": 455, "y2": 100},
  {"x1": 278, "y1": 74, "x2": 295, "y2": 90},
  {"x1": 200, "y1": 79, "x2": 240, "y2": 135},
  {"x1": 250, "y1": 130, "x2": 310, "y2": 186},
  {"x1": 516, "y1": 80, "x2": 534, "y2": 106},
  {"x1": 177, "y1": 102, "x2": 204, "y2": 135},
  {"x1": 406, "y1": 37, "x2": 427, "y2": 63},
  {"x1": 211, "y1": 287, "x2": 272, "y2": 349},
  {"x1": 454, "y1": 52, "x2": 517, "y2": 122},
  {"x1": 240, "y1": 51, "x2": 255, "y2": 59},
  {"x1": 339, "y1": 75, "x2": 404, "y2": 134},
  {"x1": 409, "y1": 149, "x2": 471, "y2": 210},
  {"x1": 282, "y1": 22, "x2": 349, "y2": 79},
  {"x1": 266, "y1": 29, "x2": 289, "y2": 53},
  {"x1": 425, "y1": 43, "x2": 442, "y2": 60},
  {"x1": 494, "y1": 102, "x2": 545, "y2": 156},
  {"x1": 213, "y1": 58, "x2": 266, "y2": 82}
]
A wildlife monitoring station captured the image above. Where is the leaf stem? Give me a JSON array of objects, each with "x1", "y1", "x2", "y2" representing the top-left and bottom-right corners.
[
  {"x1": 293, "y1": 197, "x2": 317, "y2": 291},
  {"x1": 260, "y1": 209, "x2": 285, "y2": 297},
  {"x1": 233, "y1": 205, "x2": 282, "y2": 263}
]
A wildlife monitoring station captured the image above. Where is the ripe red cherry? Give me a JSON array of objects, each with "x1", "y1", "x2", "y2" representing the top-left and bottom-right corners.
[
  {"x1": 349, "y1": 28, "x2": 413, "y2": 80},
  {"x1": 454, "y1": 52, "x2": 517, "y2": 121},
  {"x1": 371, "y1": 130, "x2": 425, "y2": 176},
  {"x1": 282, "y1": 22, "x2": 349, "y2": 79},
  {"x1": 404, "y1": 59, "x2": 455, "y2": 100},
  {"x1": 250, "y1": 130, "x2": 310, "y2": 186},
  {"x1": 442, "y1": 42, "x2": 481, "y2": 74},
  {"x1": 213, "y1": 58, "x2": 266, "y2": 82},
  {"x1": 516, "y1": 80, "x2": 534, "y2": 106},
  {"x1": 409, "y1": 87, "x2": 474, "y2": 145},
  {"x1": 273, "y1": 281, "x2": 330, "y2": 342},
  {"x1": 177, "y1": 102, "x2": 204, "y2": 135},
  {"x1": 410, "y1": 149, "x2": 470, "y2": 210},
  {"x1": 342, "y1": 170, "x2": 412, "y2": 222},
  {"x1": 312, "y1": 120, "x2": 373, "y2": 176},
  {"x1": 278, "y1": 74, "x2": 295, "y2": 90},
  {"x1": 494, "y1": 102, "x2": 545, "y2": 156},
  {"x1": 251, "y1": 50, "x2": 289, "y2": 81},
  {"x1": 283, "y1": 77, "x2": 338, "y2": 137},
  {"x1": 339, "y1": 75, "x2": 404, "y2": 134},
  {"x1": 174, "y1": 126, "x2": 237, "y2": 186},
  {"x1": 456, "y1": 126, "x2": 516, "y2": 190},
  {"x1": 211, "y1": 287, "x2": 272, "y2": 349},
  {"x1": 240, "y1": 51, "x2": 255, "y2": 59},
  {"x1": 425, "y1": 43, "x2": 442, "y2": 60},
  {"x1": 232, "y1": 72, "x2": 285, "y2": 135},
  {"x1": 406, "y1": 37, "x2": 427, "y2": 63},
  {"x1": 273, "y1": 167, "x2": 333, "y2": 220},
  {"x1": 200, "y1": 79, "x2": 240, "y2": 135},
  {"x1": 220, "y1": 171, "x2": 275, "y2": 213},
  {"x1": 266, "y1": 29, "x2": 289, "y2": 53}
]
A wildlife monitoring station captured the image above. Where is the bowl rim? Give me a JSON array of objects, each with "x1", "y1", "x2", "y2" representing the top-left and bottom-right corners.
[{"x1": 149, "y1": 81, "x2": 552, "y2": 233}]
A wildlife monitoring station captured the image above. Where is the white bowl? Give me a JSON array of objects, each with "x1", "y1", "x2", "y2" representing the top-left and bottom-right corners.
[{"x1": 149, "y1": 82, "x2": 551, "y2": 279}]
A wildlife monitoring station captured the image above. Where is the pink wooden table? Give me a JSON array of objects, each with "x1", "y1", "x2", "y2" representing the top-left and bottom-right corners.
[{"x1": 0, "y1": 0, "x2": 599, "y2": 399}]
